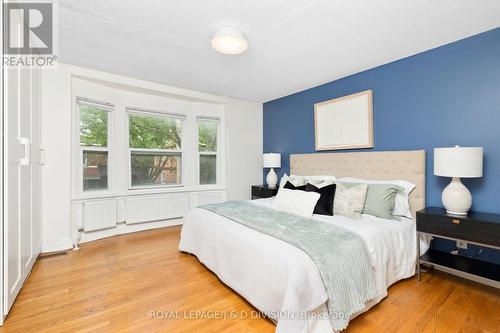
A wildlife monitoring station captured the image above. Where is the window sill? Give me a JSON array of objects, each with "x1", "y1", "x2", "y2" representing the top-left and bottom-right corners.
[
  {"x1": 75, "y1": 190, "x2": 114, "y2": 201},
  {"x1": 197, "y1": 184, "x2": 225, "y2": 191},
  {"x1": 71, "y1": 185, "x2": 226, "y2": 201},
  {"x1": 126, "y1": 185, "x2": 188, "y2": 196},
  {"x1": 128, "y1": 184, "x2": 184, "y2": 191},
  {"x1": 126, "y1": 185, "x2": 226, "y2": 196}
]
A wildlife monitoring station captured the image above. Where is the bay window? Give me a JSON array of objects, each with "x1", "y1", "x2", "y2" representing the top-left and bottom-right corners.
[
  {"x1": 127, "y1": 110, "x2": 184, "y2": 188},
  {"x1": 75, "y1": 94, "x2": 224, "y2": 198}
]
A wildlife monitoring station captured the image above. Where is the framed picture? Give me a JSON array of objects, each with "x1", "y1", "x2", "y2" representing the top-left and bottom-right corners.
[{"x1": 314, "y1": 90, "x2": 373, "y2": 151}]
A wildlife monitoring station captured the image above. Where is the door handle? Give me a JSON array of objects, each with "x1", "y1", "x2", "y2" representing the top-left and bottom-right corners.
[
  {"x1": 19, "y1": 137, "x2": 30, "y2": 165},
  {"x1": 40, "y1": 146, "x2": 46, "y2": 165}
]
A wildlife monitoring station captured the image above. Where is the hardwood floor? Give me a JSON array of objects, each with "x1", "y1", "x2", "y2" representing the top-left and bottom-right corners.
[{"x1": 1, "y1": 226, "x2": 498, "y2": 333}]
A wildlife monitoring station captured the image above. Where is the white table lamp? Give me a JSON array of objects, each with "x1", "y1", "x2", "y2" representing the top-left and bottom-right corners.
[
  {"x1": 434, "y1": 146, "x2": 483, "y2": 215},
  {"x1": 263, "y1": 153, "x2": 281, "y2": 188}
]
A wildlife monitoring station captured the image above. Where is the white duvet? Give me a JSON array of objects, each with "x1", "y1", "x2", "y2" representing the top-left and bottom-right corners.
[{"x1": 178, "y1": 198, "x2": 430, "y2": 333}]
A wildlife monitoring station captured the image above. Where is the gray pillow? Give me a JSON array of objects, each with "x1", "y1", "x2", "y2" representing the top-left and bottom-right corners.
[
  {"x1": 362, "y1": 184, "x2": 404, "y2": 219},
  {"x1": 333, "y1": 183, "x2": 368, "y2": 218}
]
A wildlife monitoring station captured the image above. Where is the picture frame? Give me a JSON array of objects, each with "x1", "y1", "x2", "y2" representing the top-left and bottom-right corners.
[{"x1": 314, "y1": 89, "x2": 373, "y2": 151}]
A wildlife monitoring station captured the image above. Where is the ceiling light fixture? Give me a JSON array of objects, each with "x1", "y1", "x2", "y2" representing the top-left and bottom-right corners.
[{"x1": 211, "y1": 27, "x2": 248, "y2": 55}]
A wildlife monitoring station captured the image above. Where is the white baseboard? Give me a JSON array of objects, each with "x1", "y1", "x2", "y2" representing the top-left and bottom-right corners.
[
  {"x1": 78, "y1": 218, "x2": 183, "y2": 244},
  {"x1": 41, "y1": 237, "x2": 73, "y2": 254}
]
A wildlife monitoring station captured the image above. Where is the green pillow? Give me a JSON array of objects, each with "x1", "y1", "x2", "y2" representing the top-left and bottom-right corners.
[{"x1": 362, "y1": 184, "x2": 404, "y2": 219}]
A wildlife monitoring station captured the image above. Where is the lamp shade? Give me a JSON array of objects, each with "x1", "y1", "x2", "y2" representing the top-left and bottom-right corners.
[
  {"x1": 263, "y1": 153, "x2": 281, "y2": 168},
  {"x1": 434, "y1": 146, "x2": 483, "y2": 178}
]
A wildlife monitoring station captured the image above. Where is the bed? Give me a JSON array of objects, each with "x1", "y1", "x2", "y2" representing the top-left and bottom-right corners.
[{"x1": 179, "y1": 150, "x2": 428, "y2": 333}]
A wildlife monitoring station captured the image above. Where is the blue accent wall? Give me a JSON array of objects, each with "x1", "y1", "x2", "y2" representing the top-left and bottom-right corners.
[{"x1": 263, "y1": 28, "x2": 500, "y2": 264}]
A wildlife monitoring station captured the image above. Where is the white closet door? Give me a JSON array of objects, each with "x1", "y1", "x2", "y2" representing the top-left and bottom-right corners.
[
  {"x1": 3, "y1": 64, "x2": 42, "y2": 314},
  {"x1": 19, "y1": 67, "x2": 34, "y2": 279},
  {"x1": 5, "y1": 65, "x2": 23, "y2": 313},
  {"x1": 31, "y1": 69, "x2": 42, "y2": 257},
  {"x1": 2, "y1": 8, "x2": 42, "y2": 318}
]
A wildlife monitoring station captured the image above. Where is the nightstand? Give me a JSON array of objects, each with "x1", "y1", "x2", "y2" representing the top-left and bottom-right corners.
[
  {"x1": 416, "y1": 207, "x2": 500, "y2": 288},
  {"x1": 251, "y1": 185, "x2": 278, "y2": 200}
]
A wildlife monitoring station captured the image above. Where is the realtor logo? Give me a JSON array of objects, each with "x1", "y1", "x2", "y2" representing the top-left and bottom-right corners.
[
  {"x1": 3, "y1": 2, "x2": 53, "y2": 55},
  {"x1": 2, "y1": 1, "x2": 56, "y2": 67},
  {"x1": 3, "y1": 2, "x2": 53, "y2": 54}
]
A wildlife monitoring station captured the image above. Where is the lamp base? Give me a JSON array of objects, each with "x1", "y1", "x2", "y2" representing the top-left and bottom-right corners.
[
  {"x1": 442, "y1": 177, "x2": 472, "y2": 215},
  {"x1": 266, "y1": 168, "x2": 278, "y2": 188}
]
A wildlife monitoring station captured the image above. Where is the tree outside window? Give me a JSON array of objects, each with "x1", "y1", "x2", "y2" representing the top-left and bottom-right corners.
[{"x1": 128, "y1": 113, "x2": 183, "y2": 187}]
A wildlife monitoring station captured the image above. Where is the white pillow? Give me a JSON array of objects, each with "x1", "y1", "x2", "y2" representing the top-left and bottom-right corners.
[
  {"x1": 279, "y1": 173, "x2": 307, "y2": 188},
  {"x1": 280, "y1": 174, "x2": 335, "y2": 189},
  {"x1": 304, "y1": 175, "x2": 336, "y2": 183},
  {"x1": 306, "y1": 176, "x2": 336, "y2": 188},
  {"x1": 337, "y1": 177, "x2": 416, "y2": 218},
  {"x1": 279, "y1": 173, "x2": 288, "y2": 188},
  {"x1": 272, "y1": 188, "x2": 320, "y2": 217}
]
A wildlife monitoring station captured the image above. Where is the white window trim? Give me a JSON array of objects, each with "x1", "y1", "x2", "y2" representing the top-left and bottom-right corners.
[
  {"x1": 197, "y1": 117, "x2": 221, "y2": 188},
  {"x1": 77, "y1": 99, "x2": 114, "y2": 196},
  {"x1": 126, "y1": 110, "x2": 185, "y2": 190}
]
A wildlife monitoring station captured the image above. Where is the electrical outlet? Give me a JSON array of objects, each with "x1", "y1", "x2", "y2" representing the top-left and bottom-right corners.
[{"x1": 456, "y1": 240, "x2": 468, "y2": 249}]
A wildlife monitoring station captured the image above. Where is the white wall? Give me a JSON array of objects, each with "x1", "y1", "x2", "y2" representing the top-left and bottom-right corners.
[
  {"x1": 225, "y1": 98, "x2": 263, "y2": 200},
  {"x1": 40, "y1": 63, "x2": 263, "y2": 253}
]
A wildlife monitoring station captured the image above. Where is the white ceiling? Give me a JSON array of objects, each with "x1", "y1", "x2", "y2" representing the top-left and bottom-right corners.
[{"x1": 57, "y1": 1, "x2": 500, "y2": 102}]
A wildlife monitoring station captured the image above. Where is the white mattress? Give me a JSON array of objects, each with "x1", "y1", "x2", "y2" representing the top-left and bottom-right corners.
[{"x1": 178, "y1": 198, "x2": 430, "y2": 333}]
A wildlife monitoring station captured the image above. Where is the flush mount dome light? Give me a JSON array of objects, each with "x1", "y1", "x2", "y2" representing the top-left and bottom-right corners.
[{"x1": 211, "y1": 27, "x2": 248, "y2": 55}]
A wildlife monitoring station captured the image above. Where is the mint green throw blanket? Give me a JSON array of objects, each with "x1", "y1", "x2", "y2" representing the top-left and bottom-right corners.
[{"x1": 199, "y1": 201, "x2": 377, "y2": 331}]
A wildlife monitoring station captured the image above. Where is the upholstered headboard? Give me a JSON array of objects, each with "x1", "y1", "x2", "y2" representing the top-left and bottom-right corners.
[{"x1": 290, "y1": 150, "x2": 426, "y2": 216}]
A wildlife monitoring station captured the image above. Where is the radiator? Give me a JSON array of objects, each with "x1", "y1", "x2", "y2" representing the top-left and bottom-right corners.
[
  {"x1": 125, "y1": 194, "x2": 189, "y2": 224},
  {"x1": 83, "y1": 200, "x2": 117, "y2": 232},
  {"x1": 198, "y1": 191, "x2": 225, "y2": 205}
]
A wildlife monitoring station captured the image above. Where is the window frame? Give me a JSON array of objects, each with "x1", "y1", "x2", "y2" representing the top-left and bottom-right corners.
[
  {"x1": 197, "y1": 116, "x2": 220, "y2": 187},
  {"x1": 77, "y1": 98, "x2": 114, "y2": 194},
  {"x1": 126, "y1": 108, "x2": 185, "y2": 190}
]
